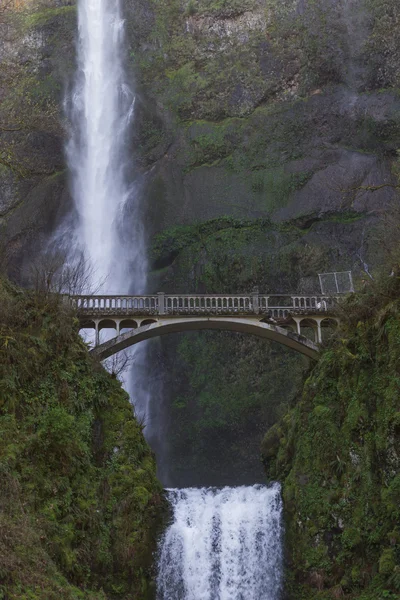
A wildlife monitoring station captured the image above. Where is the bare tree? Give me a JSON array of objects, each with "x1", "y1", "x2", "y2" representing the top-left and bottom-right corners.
[
  {"x1": 29, "y1": 250, "x2": 107, "y2": 299},
  {"x1": 105, "y1": 352, "x2": 137, "y2": 381}
]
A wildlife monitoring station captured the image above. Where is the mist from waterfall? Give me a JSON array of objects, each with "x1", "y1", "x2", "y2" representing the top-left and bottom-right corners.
[
  {"x1": 65, "y1": 0, "x2": 153, "y2": 432},
  {"x1": 157, "y1": 485, "x2": 283, "y2": 600},
  {"x1": 65, "y1": 0, "x2": 146, "y2": 294}
]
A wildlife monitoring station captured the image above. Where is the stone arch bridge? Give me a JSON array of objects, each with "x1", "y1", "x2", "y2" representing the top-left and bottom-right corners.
[{"x1": 70, "y1": 292, "x2": 341, "y2": 361}]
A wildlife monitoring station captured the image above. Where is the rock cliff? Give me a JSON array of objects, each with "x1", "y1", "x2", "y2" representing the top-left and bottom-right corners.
[
  {"x1": 263, "y1": 277, "x2": 400, "y2": 599},
  {"x1": 0, "y1": 279, "x2": 164, "y2": 599},
  {"x1": 1, "y1": 0, "x2": 400, "y2": 265},
  {"x1": 1, "y1": 1, "x2": 400, "y2": 593}
]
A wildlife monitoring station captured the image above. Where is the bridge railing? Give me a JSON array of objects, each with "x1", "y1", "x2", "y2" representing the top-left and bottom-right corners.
[
  {"x1": 164, "y1": 295, "x2": 253, "y2": 314},
  {"x1": 70, "y1": 295, "x2": 159, "y2": 313},
  {"x1": 70, "y1": 293, "x2": 341, "y2": 317}
]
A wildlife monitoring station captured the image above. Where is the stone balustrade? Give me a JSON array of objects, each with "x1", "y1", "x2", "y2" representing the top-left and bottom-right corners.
[{"x1": 70, "y1": 293, "x2": 340, "y2": 318}]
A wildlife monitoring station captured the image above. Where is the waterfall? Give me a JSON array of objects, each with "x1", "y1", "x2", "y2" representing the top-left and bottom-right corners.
[
  {"x1": 157, "y1": 485, "x2": 283, "y2": 600},
  {"x1": 65, "y1": 0, "x2": 146, "y2": 294},
  {"x1": 65, "y1": 0, "x2": 153, "y2": 443},
  {"x1": 65, "y1": 5, "x2": 284, "y2": 598}
]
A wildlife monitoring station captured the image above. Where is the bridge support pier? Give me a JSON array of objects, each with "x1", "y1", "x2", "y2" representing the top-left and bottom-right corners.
[
  {"x1": 293, "y1": 318, "x2": 301, "y2": 336},
  {"x1": 317, "y1": 320, "x2": 322, "y2": 344}
]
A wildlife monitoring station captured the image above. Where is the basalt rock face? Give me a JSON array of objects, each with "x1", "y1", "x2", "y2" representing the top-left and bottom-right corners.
[
  {"x1": 0, "y1": 2, "x2": 75, "y2": 277},
  {"x1": 125, "y1": 0, "x2": 400, "y2": 486},
  {"x1": 2, "y1": 0, "x2": 400, "y2": 256},
  {"x1": 127, "y1": 0, "x2": 400, "y2": 233},
  {"x1": 1, "y1": 0, "x2": 400, "y2": 483}
]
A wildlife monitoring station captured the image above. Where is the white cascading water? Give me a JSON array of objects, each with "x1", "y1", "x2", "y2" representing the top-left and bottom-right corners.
[
  {"x1": 157, "y1": 485, "x2": 283, "y2": 600},
  {"x1": 66, "y1": 0, "x2": 146, "y2": 294},
  {"x1": 66, "y1": 0, "x2": 152, "y2": 423},
  {"x1": 66, "y1": 2, "x2": 284, "y2": 597}
]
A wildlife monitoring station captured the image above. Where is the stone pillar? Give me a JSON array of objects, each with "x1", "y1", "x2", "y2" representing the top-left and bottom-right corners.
[
  {"x1": 95, "y1": 321, "x2": 100, "y2": 346},
  {"x1": 158, "y1": 292, "x2": 165, "y2": 315},
  {"x1": 251, "y1": 292, "x2": 260, "y2": 314},
  {"x1": 293, "y1": 318, "x2": 301, "y2": 335},
  {"x1": 316, "y1": 320, "x2": 322, "y2": 344}
]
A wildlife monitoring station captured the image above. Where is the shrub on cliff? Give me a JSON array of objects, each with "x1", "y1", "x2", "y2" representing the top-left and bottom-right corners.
[
  {"x1": 263, "y1": 275, "x2": 400, "y2": 599},
  {"x1": 0, "y1": 279, "x2": 163, "y2": 600}
]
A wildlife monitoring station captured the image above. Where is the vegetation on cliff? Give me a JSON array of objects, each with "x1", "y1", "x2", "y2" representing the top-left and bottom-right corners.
[
  {"x1": 0, "y1": 279, "x2": 163, "y2": 600},
  {"x1": 148, "y1": 214, "x2": 367, "y2": 485},
  {"x1": 263, "y1": 275, "x2": 400, "y2": 599}
]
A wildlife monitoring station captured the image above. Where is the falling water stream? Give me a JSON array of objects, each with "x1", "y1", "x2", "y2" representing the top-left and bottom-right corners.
[
  {"x1": 65, "y1": 0, "x2": 151, "y2": 419},
  {"x1": 66, "y1": 0, "x2": 146, "y2": 293},
  {"x1": 157, "y1": 485, "x2": 283, "y2": 600},
  {"x1": 66, "y1": 1, "x2": 284, "y2": 597}
]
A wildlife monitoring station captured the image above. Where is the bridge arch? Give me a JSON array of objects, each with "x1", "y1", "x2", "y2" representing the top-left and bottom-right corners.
[
  {"x1": 89, "y1": 317, "x2": 319, "y2": 361},
  {"x1": 98, "y1": 319, "x2": 118, "y2": 331},
  {"x1": 120, "y1": 319, "x2": 138, "y2": 331},
  {"x1": 140, "y1": 318, "x2": 158, "y2": 327}
]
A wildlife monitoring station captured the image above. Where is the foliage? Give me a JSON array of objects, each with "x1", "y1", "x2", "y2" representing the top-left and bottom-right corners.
[
  {"x1": 365, "y1": 0, "x2": 400, "y2": 89},
  {"x1": 263, "y1": 275, "x2": 400, "y2": 599},
  {"x1": 148, "y1": 213, "x2": 360, "y2": 485},
  {"x1": 0, "y1": 280, "x2": 164, "y2": 599},
  {"x1": 135, "y1": 0, "x2": 269, "y2": 120}
]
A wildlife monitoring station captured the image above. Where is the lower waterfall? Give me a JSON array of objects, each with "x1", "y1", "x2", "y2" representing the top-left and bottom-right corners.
[{"x1": 157, "y1": 484, "x2": 283, "y2": 600}]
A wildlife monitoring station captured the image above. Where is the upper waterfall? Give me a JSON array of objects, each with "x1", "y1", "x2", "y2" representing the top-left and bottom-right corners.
[{"x1": 65, "y1": 0, "x2": 145, "y2": 294}]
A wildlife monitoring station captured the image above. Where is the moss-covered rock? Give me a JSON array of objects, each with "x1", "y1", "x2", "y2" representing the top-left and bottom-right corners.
[
  {"x1": 0, "y1": 279, "x2": 164, "y2": 599},
  {"x1": 0, "y1": 1, "x2": 76, "y2": 270},
  {"x1": 263, "y1": 278, "x2": 400, "y2": 599}
]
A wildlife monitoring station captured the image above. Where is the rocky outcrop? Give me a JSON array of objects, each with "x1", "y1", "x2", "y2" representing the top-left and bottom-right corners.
[
  {"x1": 0, "y1": 279, "x2": 164, "y2": 599},
  {"x1": 0, "y1": 2, "x2": 75, "y2": 272},
  {"x1": 1, "y1": 0, "x2": 400, "y2": 268},
  {"x1": 127, "y1": 0, "x2": 400, "y2": 236},
  {"x1": 262, "y1": 280, "x2": 400, "y2": 598}
]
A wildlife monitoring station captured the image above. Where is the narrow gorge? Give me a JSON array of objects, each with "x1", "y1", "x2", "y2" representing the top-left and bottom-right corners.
[{"x1": 0, "y1": 0, "x2": 399, "y2": 599}]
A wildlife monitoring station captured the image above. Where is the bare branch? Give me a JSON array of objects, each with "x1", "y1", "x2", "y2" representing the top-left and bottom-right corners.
[
  {"x1": 104, "y1": 351, "x2": 136, "y2": 381},
  {"x1": 28, "y1": 250, "x2": 107, "y2": 300}
]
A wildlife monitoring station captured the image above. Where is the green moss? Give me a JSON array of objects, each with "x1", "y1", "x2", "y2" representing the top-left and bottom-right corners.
[
  {"x1": 0, "y1": 281, "x2": 164, "y2": 599},
  {"x1": 21, "y1": 5, "x2": 76, "y2": 30},
  {"x1": 193, "y1": 0, "x2": 255, "y2": 18},
  {"x1": 263, "y1": 279, "x2": 400, "y2": 598},
  {"x1": 365, "y1": 0, "x2": 400, "y2": 89},
  {"x1": 379, "y1": 550, "x2": 396, "y2": 576}
]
